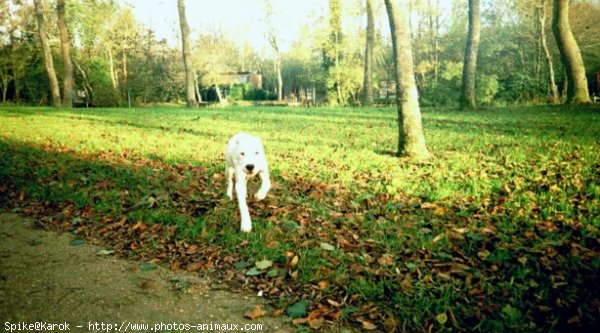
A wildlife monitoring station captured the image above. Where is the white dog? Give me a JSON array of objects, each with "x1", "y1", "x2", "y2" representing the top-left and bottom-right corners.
[{"x1": 225, "y1": 132, "x2": 271, "y2": 232}]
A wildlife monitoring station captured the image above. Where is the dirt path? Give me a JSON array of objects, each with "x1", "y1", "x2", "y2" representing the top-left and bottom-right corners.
[{"x1": 0, "y1": 212, "x2": 294, "y2": 333}]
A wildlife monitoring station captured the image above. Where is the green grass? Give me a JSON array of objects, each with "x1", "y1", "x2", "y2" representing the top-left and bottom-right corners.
[{"x1": 1, "y1": 105, "x2": 599, "y2": 332}]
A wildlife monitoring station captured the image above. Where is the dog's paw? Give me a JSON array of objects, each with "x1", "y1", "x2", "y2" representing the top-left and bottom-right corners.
[
  {"x1": 254, "y1": 191, "x2": 268, "y2": 201},
  {"x1": 240, "y1": 223, "x2": 252, "y2": 233},
  {"x1": 226, "y1": 191, "x2": 233, "y2": 200}
]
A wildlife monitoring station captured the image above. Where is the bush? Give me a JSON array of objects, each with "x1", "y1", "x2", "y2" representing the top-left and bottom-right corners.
[
  {"x1": 228, "y1": 83, "x2": 276, "y2": 101},
  {"x1": 496, "y1": 73, "x2": 546, "y2": 104},
  {"x1": 420, "y1": 82, "x2": 460, "y2": 107},
  {"x1": 228, "y1": 83, "x2": 249, "y2": 101},
  {"x1": 88, "y1": 58, "x2": 119, "y2": 107},
  {"x1": 476, "y1": 74, "x2": 500, "y2": 105}
]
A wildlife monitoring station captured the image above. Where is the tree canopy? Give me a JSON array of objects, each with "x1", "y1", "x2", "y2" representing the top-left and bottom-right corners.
[{"x1": 0, "y1": 0, "x2": 599, "y2": 107}]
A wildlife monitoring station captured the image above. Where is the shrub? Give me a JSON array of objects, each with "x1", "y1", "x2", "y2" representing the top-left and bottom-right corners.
[{"x1": 496, "y1": 73, "x2": 546, "y2": 104}]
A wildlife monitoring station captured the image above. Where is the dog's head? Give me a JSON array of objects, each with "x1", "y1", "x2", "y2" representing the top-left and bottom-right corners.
[{"x1": 234, "y1": 135, "x2": 267, "y2": 176}]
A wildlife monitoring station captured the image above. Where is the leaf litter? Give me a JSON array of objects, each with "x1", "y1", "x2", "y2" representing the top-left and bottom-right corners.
[{"x1": 0, "y1": 135, "x2": 599, "y2": 332}]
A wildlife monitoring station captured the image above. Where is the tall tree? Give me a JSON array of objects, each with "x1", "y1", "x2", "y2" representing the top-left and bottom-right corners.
[
  {"x1": 384, "y1": 0, "x2": 430, "y2": 159},
  {"x1": 33, "y1": 0, "x2": 61, "y2": 107},
  {"x1": 264, "y1": 0, "x2": 283, "y2": 101},
  {"x1": 56, "y1": 0, "x2": 73, "y2": 107},
  {"x1": 459, "y1": 0, "x2": 481, "y2": 110},
  {"x1": 538, "y1": 0, "x2": 559, "y2": 103},
  {"x1": 361, "y1": 0, "x2": 375, "y2": 106},
  {"x1": 326, "y1": 0, "x2": 343, "y2": 105},
  {"x1": 552, "y1": 0, "x2": 591, "y2": 104},
  {"x1": 177, "y1": 0, "x2": 197, "y2": 107}
]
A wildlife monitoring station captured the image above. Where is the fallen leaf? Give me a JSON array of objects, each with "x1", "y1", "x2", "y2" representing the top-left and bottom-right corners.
[
  {"x1": 436, "y1": 312, "x2": 448, "y2": 325},
  {"x1": 384, "y1": 315, "x2": 398, "y2": 332},
  {"x1": 361, "y1": 320, "x2": 377, "y2": 330},
  {"x1": 185, "y1": 244, "x2": 198, "y2": 254},
  {"x1": 255, "y1": 259, "x2": 273, "y2": 270},
  {"x1": 186, "y1": 262, "x2": 202, "y2": 271},
  {"x1": 432, "y1": 233, "x2": 445, "y2": 243},
  {"x1": 244, "y1": 305, "x2": 266, "y2": 320},
  {"x1": 477, "y1": 249, "x2": 490, "y2": 260},
  {"x1": 320, "y1": 242, "x2": 335, "y2": 251},
  {"x1": 308, "y1": 317, "x2": 324, "y2": 329},
  {"x1": 291, "y1": 318, "x2": 308, "y2": 325},
  {"x1": 245, "y1": 267, "x2": 263, "y2": 276},
  {"x1": 421, "y1": 202, "x2": 438, "y2": 209},
  {"x1": 326, "y1": 299, "x2": 341, "y2": 307},
  {"x1": 288, "y1": 255, "x2": 299, "y2": 268},
  {"x1": 377, "y1": 254, "x2": 394, "y2": 266}
]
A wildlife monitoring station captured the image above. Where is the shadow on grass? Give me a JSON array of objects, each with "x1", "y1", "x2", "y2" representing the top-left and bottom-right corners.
[{"x1": 0, "y1": 138, "x2": 227, "y2": 234}]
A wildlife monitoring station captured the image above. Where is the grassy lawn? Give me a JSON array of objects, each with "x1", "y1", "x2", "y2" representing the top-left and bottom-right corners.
[{"x1": 1, "y1": 105, "x2": 599, "y2": 332}]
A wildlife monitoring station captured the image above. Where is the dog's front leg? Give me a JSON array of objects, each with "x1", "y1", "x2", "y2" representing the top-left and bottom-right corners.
[
  {"x1": 235, "y1": 173, "x2": 252, "y2": 232},
  {"x1": 226, "y1": 167, "x2": 235, "y2": 200},
  {"x1": 254, "y1": 168, "x2": 271, "y2": 201}
]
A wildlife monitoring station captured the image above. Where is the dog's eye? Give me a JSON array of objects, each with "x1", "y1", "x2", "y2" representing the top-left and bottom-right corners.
[
  {"x1": 255, "y1": 151, "x2": 259, "y2": 155},
  {"x1": 240, "y1": 152, "x2": 245, "y2": 156}
]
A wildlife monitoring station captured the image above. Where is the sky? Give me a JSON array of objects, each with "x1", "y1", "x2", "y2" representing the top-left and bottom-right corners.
[{"x1": 120, "y1": 0, "x2": 328, "y2": 53}]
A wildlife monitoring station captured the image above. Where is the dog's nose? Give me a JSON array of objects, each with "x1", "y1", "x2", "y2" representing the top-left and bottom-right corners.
[{"x1": 245, "y1": 164, "x2": 255, "y2": 172}]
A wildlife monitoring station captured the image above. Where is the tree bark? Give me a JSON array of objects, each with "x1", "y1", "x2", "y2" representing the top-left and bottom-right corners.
[
  {"x1": 552, "y1": 0, "x2": 591, "y2": 104},
  {"x1": 56, "y1": 0, "x2": 73, "y2": 107},
  {"x1": 215, "y1": 85, "x2": 224, "y2": 104},
  {"x1": 329, "y1": 0, "x2": 343, "y2": 105},
  {"x1": 0, "y1": 66, "x2": 8, "y2": 102},
  {"x1": 33, "y1": 0, "x2": 61, "y2": 107},
  {"x1": 276, "y1": 56, "x2": 283, "y2": 101},
  {"x1": 107, "y1": 48, "x2": 119, "y2": 101},
  {"x1": 384, "y1": 0, "x2": 430, "y2": 160},
  {"x1": 538, "y1": 0, "x2": 559, "y2": 103},
  {"x1": 194, "y1": 72, "x2": 202, "y2": 103},
  {"x1": 73, "y1": 59, "x2": 93, "y2": 105},
  {"x1": 459, "y1": 0, "x2": 480, "y2": 110},
  {"x1": 361, "y1": 0, "x2": 374, "y2": 106},
  {"x1": 177, "y1": 0, "x2": 197, "y2": 108},
  {"x1": 122, "y1": 52, "x2": 128, "y2": 88}
]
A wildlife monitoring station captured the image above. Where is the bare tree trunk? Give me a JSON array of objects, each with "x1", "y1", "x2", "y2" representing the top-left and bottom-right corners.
[
  {"x1": 193, "y1": 72, "x2": 202, "y2": 103},
  {"x1": 330, "y1": 0, "x2": 343, "y2": 105},
  {"x1": 73, "y1": 59, "x2": 93, "y2": 105},
  {"x1": 122, "y1": 52, "x2": 128, "y2": 88},
  {"x1": 552, "y1": 0, "x2": 591, "y2": 104},
  {"x1": 276, "y1": 57, "x2": 283, "y2": 101},
  {"x1": 0, "y1": 67, "x2": 8, "y2": 102},
  {"x1": 361, "y1": 0, "x2": 374, "y2": 106},
  {"x1": 432, "y1": 0, "x2": 440, "y2": 84},
  {"x1": 33, "y1": 0, "x2": 61, "y2": 107},
  {"x1": 107, "y1": 48, "x2": 119, "y2": 101},
  {"x1": 538, "y1": 0, "x2": 559, "y2": 103},
  {"x1": 459, "y1": 0, "x2": 481, "y2": 110},
  {"x1": 56, "y1": 0, "x2": 73, "y2": 107},
  {"x1": 215, "y1": 85, "x2": 224, "y2": 104},
  {"x1": 384, "y1": 0, "x2": 430, "y2": 160},
  {"x1": 177, "y1": 0, "x2": 197, "y2": 108},
  {"x1": 264, "y1": 0, "x2": 284, "y2": 101}
]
